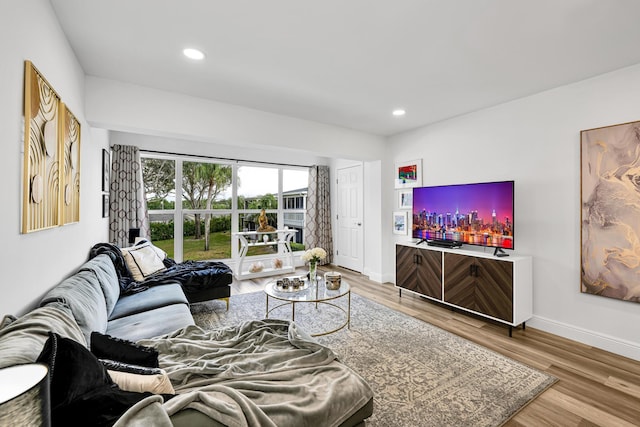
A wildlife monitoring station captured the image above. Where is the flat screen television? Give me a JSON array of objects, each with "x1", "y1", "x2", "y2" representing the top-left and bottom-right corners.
[{"x1": 412, "y1": 180, "x2": 514, "y2": 252}]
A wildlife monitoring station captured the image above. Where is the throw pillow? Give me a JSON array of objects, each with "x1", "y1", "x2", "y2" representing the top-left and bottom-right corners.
[
  {"x1": 121, "y1": 242, "x2": 166, "y2": 281},
  {"x1": 107, "y1": 370, "x2": 175, "y2": 395},
  {"x1": 100, "y1": 359, "x2": 163, "y2": 375},
  {"x1": 90, "y1": 331, "x2": 159, "y2": 368},
  {"x1": 36, "y1": 332, "x2": 152, "y2": 427},
  {"x1": 133, "y1": 238, "x2": 168, "y2": 260},
  {"x1": 37, "y1": 332, "x2": 113, "y2": 408}
]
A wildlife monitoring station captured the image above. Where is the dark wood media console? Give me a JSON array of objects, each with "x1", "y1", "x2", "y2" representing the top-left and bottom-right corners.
[{"x1": 395, "y1": 243, "x2": 532, "y2": 336}]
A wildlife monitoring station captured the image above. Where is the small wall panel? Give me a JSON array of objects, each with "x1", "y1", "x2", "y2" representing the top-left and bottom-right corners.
[
  {"x1": 61, "y1": 103, "x2": 81, "y2": 224},
  {"x1": 22, "y1": 61, "x2": 61, "y2": 233}
]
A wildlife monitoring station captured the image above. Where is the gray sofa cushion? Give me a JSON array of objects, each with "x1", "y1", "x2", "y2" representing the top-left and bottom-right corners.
[
  {"x1": 41, "y1": 269, "x2": 108, "y2": 343},
  {"x1": 79, "y1": 254, "x2": 121, "y2": 317},
  {"x1": 108, "y1": 283, "x2": 188, "y2": 321},
  {"x1": 0, "y1": 302, "x2": 87, "y2": 368},
  {"x1": 106, "y1": 304, "x2": 194, "y2": 342}
]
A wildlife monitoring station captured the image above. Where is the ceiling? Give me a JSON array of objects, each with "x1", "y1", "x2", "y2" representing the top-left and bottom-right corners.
[{"x1": 50, "y1": 0, "x2": 640, "y2": 137}]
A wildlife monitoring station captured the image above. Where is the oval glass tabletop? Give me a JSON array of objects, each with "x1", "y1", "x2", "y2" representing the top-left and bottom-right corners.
[{"x1": 265, "y1": 278, "x2": 350, "y2": 303}]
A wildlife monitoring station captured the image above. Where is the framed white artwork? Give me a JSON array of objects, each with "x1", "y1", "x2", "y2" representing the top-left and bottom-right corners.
[
  {"x1": 393, "y1": 211, "x2": 408, "y2": 235},
  {"x1": 394, "y1": 159, "x2": 422, "y2": 189},
  {"x1": 398, "y1": 190, "x2": 413, "y2": 209}
]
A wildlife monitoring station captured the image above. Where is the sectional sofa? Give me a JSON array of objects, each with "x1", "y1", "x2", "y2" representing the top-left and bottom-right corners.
[{"x1": 0, "y1": 252, "x2": 373, "y2": 426}]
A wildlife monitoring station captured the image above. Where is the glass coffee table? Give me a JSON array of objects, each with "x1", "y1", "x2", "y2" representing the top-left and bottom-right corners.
[{"x1": 264, "y1": 276, "x2": 351, "y2": 336}]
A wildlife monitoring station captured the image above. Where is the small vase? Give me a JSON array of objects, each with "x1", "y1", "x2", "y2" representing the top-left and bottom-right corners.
[{"x1": 308, "y1": 261, "x2": 317, "y2": 284}]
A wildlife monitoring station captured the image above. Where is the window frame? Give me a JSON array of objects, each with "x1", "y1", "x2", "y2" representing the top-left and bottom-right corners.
[{"x1": 142, "y1": 153, "x2": 307, "y2": 263}]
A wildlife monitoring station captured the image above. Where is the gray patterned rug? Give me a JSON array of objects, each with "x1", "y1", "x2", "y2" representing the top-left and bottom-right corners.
[{"x1": 191, "y1": 292, "x2": 556, "y2": 427}]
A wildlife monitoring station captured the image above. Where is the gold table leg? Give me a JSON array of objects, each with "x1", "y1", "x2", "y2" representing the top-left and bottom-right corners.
[{"x1": 348, "y1": 290, "x2": 351, "y2": 329}]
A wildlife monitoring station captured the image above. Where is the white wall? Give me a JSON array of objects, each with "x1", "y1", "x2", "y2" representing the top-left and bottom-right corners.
[
  {"x1": 0, "y1": 0, "x2": 108, "y2": 315},
  {"x1": 110, "y1": 132, "x2": 329, "y2": 168},
  {"x1": 86, "y1": 77, "x2": 386, "y2": 162},
  {"x1": 363, "y1": 161, "x2": 383, "y2": 281},
  {"x1": 386, "y1": 64, "x2": 640, "y2": 360}
]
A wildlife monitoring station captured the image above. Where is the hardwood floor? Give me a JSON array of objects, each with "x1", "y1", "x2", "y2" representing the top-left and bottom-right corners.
[{"x1": 230, "y1": 266, "x2": 640, "y2": 427}]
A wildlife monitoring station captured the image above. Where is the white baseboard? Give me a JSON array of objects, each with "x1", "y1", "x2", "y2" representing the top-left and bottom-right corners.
[
  {"x1": 381, "y1": 273, "x2": 395, "y2": 284},
  {"x1": 528, "y1": 315, "x2": 640, "y2": 362},
  {"x1": 366, "y1": 272, "x2": 384, "y2": 283},
  {"x1": 360, "y1": 267, "x2": 392, "y2": 284}
]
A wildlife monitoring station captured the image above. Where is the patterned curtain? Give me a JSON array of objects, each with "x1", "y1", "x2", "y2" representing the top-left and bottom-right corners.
[
  {"x1": 108, "y1": 145, "x2": 149, "y2": 247},
  {"x1": 304, "y1": 165, "x2": 333, "y2": 265}
]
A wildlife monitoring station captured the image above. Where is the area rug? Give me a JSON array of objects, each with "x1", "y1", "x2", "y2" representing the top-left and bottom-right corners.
[{"x1": 191, "y1": 292, "x2": 556, "y2": 427}]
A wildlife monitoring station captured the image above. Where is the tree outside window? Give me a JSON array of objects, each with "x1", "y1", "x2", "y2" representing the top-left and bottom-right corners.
[{"x1": 143, "y1": 155, "x2": 308, "y2": 262}]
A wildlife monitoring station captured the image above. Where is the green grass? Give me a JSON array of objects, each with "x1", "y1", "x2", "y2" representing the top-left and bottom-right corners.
[
  {"x1": 154, "y1": 231, "x2": 232, "y2": 261},
  {"x1": 153, "y1": 231, "x2": 304, "y2": 261}
]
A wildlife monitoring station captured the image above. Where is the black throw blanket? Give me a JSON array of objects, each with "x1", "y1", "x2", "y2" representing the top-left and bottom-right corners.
[
  {"x1": 140, "y1": 260, "x2": 232, "y2": 293},
  {"x1": 88, "y1": 243, "x2": 146, "y2": 295},
  {"x1": 89, "y1": 243, "x2": 232, "y2": 295}
]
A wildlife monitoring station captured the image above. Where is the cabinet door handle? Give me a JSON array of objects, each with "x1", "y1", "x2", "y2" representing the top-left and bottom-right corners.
[{"x1": 470, "y1": 264, "x2": 479, "y2": 277}]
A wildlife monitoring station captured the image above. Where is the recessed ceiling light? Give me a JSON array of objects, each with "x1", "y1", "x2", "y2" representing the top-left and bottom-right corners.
[
  {"x1": 392, "y1": 109, "x2": 406, "y2": 117},
  {"x1": 183, "y1": 48, "x2": 205, "y2": 60}
]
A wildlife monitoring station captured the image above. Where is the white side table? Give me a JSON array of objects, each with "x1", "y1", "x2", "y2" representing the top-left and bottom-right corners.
[{"x1": 0, "y1": 363, "x2": 50, "y2": 426}]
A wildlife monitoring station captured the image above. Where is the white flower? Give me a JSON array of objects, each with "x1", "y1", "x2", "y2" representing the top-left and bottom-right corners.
[{"x1": 301, "y1": 247, "x2": 327, "y2": 263}]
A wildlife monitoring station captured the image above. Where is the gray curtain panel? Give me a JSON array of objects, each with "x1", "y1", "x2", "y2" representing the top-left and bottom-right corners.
[
  {"x1": 304, "y1": 165, "x2": 333, "y2": 265},
  {"x1": 108, "y1": 145, "x2": 150, "y2": 247}
]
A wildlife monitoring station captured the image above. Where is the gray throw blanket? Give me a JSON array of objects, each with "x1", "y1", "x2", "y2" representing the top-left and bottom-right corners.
[{"x1": 119, "y1": 319, "x2": 372, "y2": 427}]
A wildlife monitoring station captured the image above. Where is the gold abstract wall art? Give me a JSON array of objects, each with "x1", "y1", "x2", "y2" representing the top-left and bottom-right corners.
[
  {"x1": 61, "y1": 103, "x2": 81, "y2": 224},
  {"x1": 23, "y1": 60, "x2": 61, "y2": 233},
  {"x1": 22, "y1": 60, "x2": 81, "y2": 233},
  {"x1": 581, "y1": 120, "x2": 640, "y2": 303}
]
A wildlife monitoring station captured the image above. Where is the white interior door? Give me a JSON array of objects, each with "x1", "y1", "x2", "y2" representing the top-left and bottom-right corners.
[{"x1": 335, "y1": 165, "x2": 363, "y2": 272}]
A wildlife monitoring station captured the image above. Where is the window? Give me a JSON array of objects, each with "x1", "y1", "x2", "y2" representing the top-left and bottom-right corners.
[
  {"x1": 237, "y1": 166, "x2": 278, "y2": 210},
  {"x1": 282, "y1": 169, "x2": 307, "y2": 244},
  {"x1": 237, "y1": 166, "x2": 278, "y2": 247},
  {"x1": 142, "y1": 158, "x2": 175, "y2": 209},
  {"x1": 147, "y1": 212, "x2": 175, "y2": 258},
  {"x1": 142, "y1": 157, "x2": 176, "y2": 257},
  {"x1": 182, "y1": 161, "x2": 232, "y2": 210},
  {"x1": 142, "y1": 154, "x2": 308, "y2": 262},
  {"x1": 182, "y1": 213, "x2": 231, "y2": 260},
  {"x1": 181, "y1": 161, "x2": 233, "y2": 260}
]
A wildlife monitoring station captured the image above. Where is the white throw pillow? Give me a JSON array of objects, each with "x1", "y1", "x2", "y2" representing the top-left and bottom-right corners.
[
  {"x1": 108, "y1": 369, "x2": 175, "y2": 394},
  {"x1": 121, "y1": 242, "x2": 166, "y2": 281},
  {"x1": 130, "y1": 239, "x2": 167, "y2": 261}
]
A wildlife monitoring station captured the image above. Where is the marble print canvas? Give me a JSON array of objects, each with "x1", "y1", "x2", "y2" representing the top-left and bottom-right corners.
[{"x1": 581, "y1": 120, "x2": 640, "y2": 303}]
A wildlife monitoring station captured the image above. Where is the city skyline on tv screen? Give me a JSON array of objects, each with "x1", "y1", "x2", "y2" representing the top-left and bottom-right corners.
[
  {"x1": 412, "y1": 181, "x2": 513, "y2": 221},
  {"x1": 412, "y1": 181, "x2": 514, "y2": 248}
]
